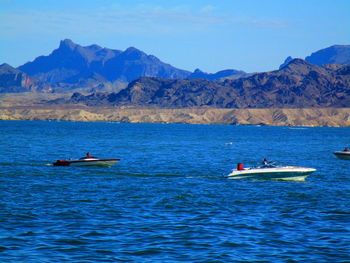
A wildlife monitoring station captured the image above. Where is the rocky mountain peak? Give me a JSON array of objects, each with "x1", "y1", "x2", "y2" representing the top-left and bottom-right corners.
[
  {"x1": 59, "y1": 39, "x2": 77, "y2": 50},
  {"x1": 0, "y1": 63, "x2": 21, "y2": 74},
  {"x1": 122, "y1": 47, "x2": 146, "y2": 59},
  {"x1": 193, "y1": 68, "x2": 203, "y2": 73},
  {"x1": 286, "y1": 58, "x2": 309, "y2": 66},
  {"x1": 278, "y1": 58, "x2": 324, "y2": 75},
  {"x1": 86, "y1": 44, "x2": 103, "y2": 50},
  {"x1": 279, "y1": 56, "x2": 294, "y2": 69}
]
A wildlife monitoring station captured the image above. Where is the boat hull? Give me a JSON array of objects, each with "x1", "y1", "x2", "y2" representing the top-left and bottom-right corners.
[
  {"x1": 53, "y1": 159, "x2": 120, "y2": 167},
  {"x1": 227, "y1": 166, "x2": 316, "y2": 181},
  {"x1": 333, "y1": 151, "x2": 350, "y2": 160}
]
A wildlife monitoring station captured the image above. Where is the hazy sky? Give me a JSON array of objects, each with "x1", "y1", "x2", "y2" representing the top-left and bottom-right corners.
[{"x1": 1, "y1": 0, "x2": 349, "y2": 73}]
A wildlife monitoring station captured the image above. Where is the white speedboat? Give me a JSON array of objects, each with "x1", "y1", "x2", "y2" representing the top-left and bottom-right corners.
[
  {"x1": 53, "y1": 154, "x2": 120, "y2": 167},
  {"x1": 333, "y1": 150, "x2": 350, "y2": 160},
  {"x1": 227, "y1": 163, "x2": 316, "y2": 181}
]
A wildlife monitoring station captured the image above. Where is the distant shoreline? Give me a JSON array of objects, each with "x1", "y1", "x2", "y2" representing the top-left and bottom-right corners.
[{"x1": 1, "y1": 106, "x2": 349, "y2": 127}]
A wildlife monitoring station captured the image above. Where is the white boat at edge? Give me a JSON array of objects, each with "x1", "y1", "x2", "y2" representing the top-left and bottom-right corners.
[
  {"x1": 333, "y1": 151, "x2": 350, "y2": 160},
  {"x1": 227, "y1": 166, "x2": 316, "y2": 181}
]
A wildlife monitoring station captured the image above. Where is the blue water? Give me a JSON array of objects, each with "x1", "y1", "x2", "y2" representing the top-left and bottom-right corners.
[{"x1": 0, "y1": 121, "x2": 349, "y2": 262}]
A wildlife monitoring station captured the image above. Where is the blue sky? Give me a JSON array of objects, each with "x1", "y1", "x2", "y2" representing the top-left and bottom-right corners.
[{"x1": 1, "y1": 0, "x2": 349, "y2": 73}]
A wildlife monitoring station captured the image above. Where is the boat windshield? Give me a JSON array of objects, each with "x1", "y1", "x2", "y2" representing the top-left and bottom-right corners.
[
  {"x1": 79, "y1": 156, "x2": 97, "y2": 160},
  {"x1": 254, "y1": 161, "x2": 280, "y2": 169}
]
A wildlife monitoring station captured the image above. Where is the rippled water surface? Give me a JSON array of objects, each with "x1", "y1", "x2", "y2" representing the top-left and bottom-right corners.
[{"x1": 0, "y1": 121, "x2": 349, "y2": 262}]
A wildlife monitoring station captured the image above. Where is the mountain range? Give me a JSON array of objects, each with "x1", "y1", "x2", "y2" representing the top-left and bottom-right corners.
[
  {"x1": 1, "y1": 40, "x2": 349, "y2": 94},
  {"x1": 62, "y1": 59, "x2": 350, "y2": 108},
  {"x1": 18, "y1": 39, "x2": 191, "y2": 84},
  {"x1": 1, "y1": 40, "x2": 350, "y2": 110},
  {"x1": 17, "y1": 39, "x2": 245, "y2": 86}
]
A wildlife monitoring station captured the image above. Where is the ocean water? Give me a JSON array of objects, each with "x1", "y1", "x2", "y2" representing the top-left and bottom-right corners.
[{"x1": 0, "y1": 120, "x2": 349, "y2": 262}]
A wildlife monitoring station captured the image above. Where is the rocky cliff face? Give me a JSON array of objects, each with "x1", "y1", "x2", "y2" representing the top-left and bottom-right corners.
[
  {"x1": 67, "y1": 59, "x2": 350, "y2": 108},
  {"x1": 0, "y1": 63, "x2": 51, "y2": 93}
]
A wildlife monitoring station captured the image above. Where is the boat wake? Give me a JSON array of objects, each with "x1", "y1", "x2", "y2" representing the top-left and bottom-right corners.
[
  {"x1": 0, "y1": 162, "x2": 53, "y2": 167},
  {"x1": 227, "y1": 175, "x2": 308, "y2": 182}
]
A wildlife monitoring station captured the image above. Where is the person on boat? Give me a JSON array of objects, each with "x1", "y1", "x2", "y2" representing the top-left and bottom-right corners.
[
  {"x1": 262, "y1": 158, "x2": 268, "y2": 166},
  {"x1": 237, "y1": 163, "x2": 244, "y2": 170},
  {"x1": 262, "y1": 158, "x2": 274, "y2": 168},
  {"x1": 343, "y1": 147, "x2": 349, "y2": 152}
]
